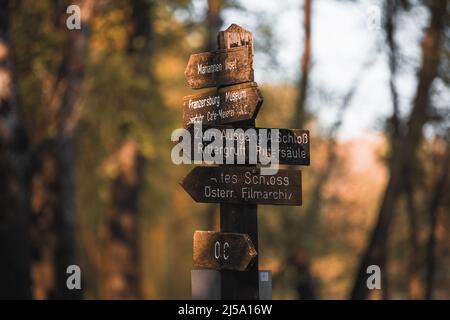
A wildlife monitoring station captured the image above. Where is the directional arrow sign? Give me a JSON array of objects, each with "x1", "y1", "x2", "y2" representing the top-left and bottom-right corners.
[
  {"x1": 184, "y1": 47, "x2": 253, "y2": 89},
  {"x1": 193, "y1": 231, "x2": 257, "y2": 271},
  {"x1": 182, "y1": 82, "x2": 263, "y2": 126},
  {"x1": 185, "y1": 125, "x2": 310, "y2": 166},
  {"x1": 181, "y1": 166, "x2": 302, "y2": 205}
]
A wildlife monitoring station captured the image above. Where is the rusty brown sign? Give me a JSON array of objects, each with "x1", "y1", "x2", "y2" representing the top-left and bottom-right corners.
[
  {"x1": 184, "y1": 125, "x2": 310, "y2": 166},
  {"x1": 182, "y1": 82, "x2": 263, "y2": 126},
  {"x1": 193, "y1": 231, "x2": 257, "y2": 271},
  {"x1": 181, "y1": 166, "x2": 302, "y2": 205},
  {"x1": 184, "y1": 47, "x2": 253, "y2": 89}
]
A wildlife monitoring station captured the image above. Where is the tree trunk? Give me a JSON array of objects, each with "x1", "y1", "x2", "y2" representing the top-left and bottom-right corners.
[
  {"x1": 284, "y1": 0, "x2": 314, "y2": 300},
  {"x1": 350, "y1": 0, "x2": 448, "y2": 300},
  {"x1": 385, "y1": 0, "x2": 400, "y2": 137},
  {"x1": 384, "y1": 0, "x2": 422, "y2": 299},
  {"x1": 102, "y1": 0, "x2": 153, "y2": 299},
  {"x1": 127, "y1": 0, "x2": 155, "y2": 73},
  {"x1": 206, "y1": 0, "x2": 223, "y2": 52},
  {"x1": 290, "y1": 57, "x2": 369, "y2": 300},
  {"x1": 294, "y1": 0, "x2": 312, "y2": 128},
  {"x1": 290, "y1": 253, "x2": 316, "y2": 299},
  {"x1": 404, "y1": 174, "x2": 421, "y2": 299},
  {"x1": 424, "y1": 146, "x2": 450, "y2": 299},
  {"x1": 103, "y1": 140, "x2": 143, "y2": 299},
  {"x1": 30, "y1": 0, "x2": 94, "y2": 299},
  {"x1": 0, "y1": 0, "x2": 32, "y2": 299}
]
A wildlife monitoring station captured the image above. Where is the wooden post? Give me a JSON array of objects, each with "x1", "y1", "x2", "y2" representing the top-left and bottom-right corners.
[
  {"x1": 220, "y1": 201, "x2": 259, "y2": 299},
  {"x1": 218, "y1": 25, "x2": 258, "y2": 300}
]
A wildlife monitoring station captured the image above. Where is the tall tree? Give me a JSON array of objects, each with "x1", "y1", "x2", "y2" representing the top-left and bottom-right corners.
[
  {"x1": 31, "y1": 0, "x2": 94, "y2": 299},
  {"x1": 351, "y1": 0, "x2": 448, "y2": 300},
  {"x1": 293, "y1": 0, "x2": 312, "y2": 128},
  {"x1": 385, "y1": 0, "x2": 421, "y2": 299},
  {"x1": 127, "y1": 0, "x2": 155, "y2": 71},
  {"x1": 0, "y1": 0, "x2": 32, "y2": 299},
  {"x1": 103, "y1": 138, "x2": 144, "y2": 299},
  {"x1": 55, "y1": 0, "x2": 94, "y2": 299},
  {"x1": 102, "y1": 0, "x2": 154, "y2": 299},
  {"x1": 288, "y1": 57, "x2": 374, "y2": 300},
  {"x1": 424, "y1": 144, "x2": 450, "y2": 299},
  {"x1": 206, "y1": 0, "x2": 223, "y2": 52}
]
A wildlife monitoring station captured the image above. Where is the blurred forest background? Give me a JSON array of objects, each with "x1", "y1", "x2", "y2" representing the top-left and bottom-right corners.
[{"x1": 0, "y1": 0, "x2": 449, "y2": 299}]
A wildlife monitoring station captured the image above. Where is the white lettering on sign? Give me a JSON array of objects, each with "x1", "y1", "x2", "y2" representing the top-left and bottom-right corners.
[
  {"x1": 217, "y1": 108, "x2": 235, "y2": 119},
  {"x1": 214, "y1": 241, "x2": 220, "y2": 260},
  {"x1": 244, "y1": 171, "x2": 289, "y2": 186},
  {"x1": 225, "y1": 58, "x2": 237, "y2": 71},
  {"x1": 197, "y1": 63, "x2": 222, "y2": 74},
  {"x1": 214, "y1": 241, "x2": 231, "y2": 261},
  {"x1": 188, "y1": 95, "x2": 221, "y2": 110},
  {"x1": 274, "y1": 131, "x2": 308, "y2": 144},
  {"x1": 223, "y1": 242, "x2": 230, "y2": 260},
  {"x1": 225, "y1": 89, "x2": 246, "y2": 102},
  {"x1": 227, "y1": 31, "x2": 251, "y2": 48},
  {"x1": 280, "y1": 147, "x2": 307, "y2": 159},
  {"x1": 241, "y1": 187, "x2": 293, "y2": 201},
  {"x1": 204, "y1": 186, "x2": 234, "y2": 199}
]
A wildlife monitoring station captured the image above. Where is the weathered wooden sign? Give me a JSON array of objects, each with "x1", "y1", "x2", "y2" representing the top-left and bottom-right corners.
[
  {"x1": 185, "y1": 47, "x2": 253, "y2": 89},
  {"x1": 181, "y1": 166, "x2": 302, "y2": 205},
  {"x1": 182, "y1": 82, "x2": 263, "y2": 126},
  {"x1": 218, "y1": 24, "x2": 254, "y2": 55},
  {"x1": 193, "y1": 231, "x2": 257, "y2": 271},
  {"x1": 185, "y1": 124, "x2": 310, "y2": 166}
]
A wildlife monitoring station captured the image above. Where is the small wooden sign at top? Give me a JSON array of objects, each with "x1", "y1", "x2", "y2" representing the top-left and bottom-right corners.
[{"x1": 218, "y1": 24, "x2": 254, "y2": 55}]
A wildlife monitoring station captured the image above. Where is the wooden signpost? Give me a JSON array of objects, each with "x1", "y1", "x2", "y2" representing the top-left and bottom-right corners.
[
  {"x1": 182, "y1": 82, "x2": 263, "y2": 126},
  {"x1": 181, "y1": 166, "x2": 302, "y2": 205},
  {"x1": 179, "y1": 24, "x2": 311, "y2": 300},
  {"x1": 193, "y1": 231, "x2": 257, "y2": 271}
]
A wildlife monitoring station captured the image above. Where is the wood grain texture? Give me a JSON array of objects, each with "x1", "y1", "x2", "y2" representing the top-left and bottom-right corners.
[
  {"x1": 185, "y1": 47, "x2": 253, "y2": 89},
  {"x1": 181, "y1": 166, "x2": 302, "y2": 205},
  {"x1": 185, "y1": 125, "x2": 310, "y2": 166},
  {"x1": 182, "y1": 82, "x2": 262, "y2": 126}
]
